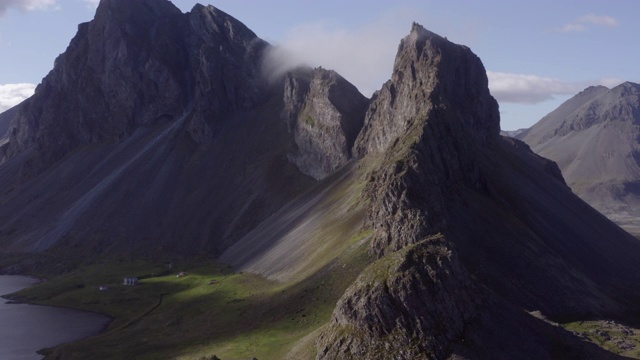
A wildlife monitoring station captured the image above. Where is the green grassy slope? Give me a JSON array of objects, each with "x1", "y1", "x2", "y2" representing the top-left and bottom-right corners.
[{"x1": 15, "y1": 231, "x2": 369, "y2": 360}]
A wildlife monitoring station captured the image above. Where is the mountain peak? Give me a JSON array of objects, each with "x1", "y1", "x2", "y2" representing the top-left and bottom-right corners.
[
  {"x1": 188, "y1": 3, "x2": 261, "y2": 44},
  {"x1": 620, "y1": 80, "x2": 640, "y2": 88},
  {"x1": 95, "y1": 0, "x2": 182, "y2": 21},
  {"x1": 354, "y1": 24, "x2": 499, "y2": 158},
  {"x1": 406, "y1": 22, "x2": 450, "y2": 47},
  {"x1": 612, "y1": 81, "x2": 640, "y2": 95},
  {"x1": 582, "y1": 85, "x2": 609, "y2": 93}
]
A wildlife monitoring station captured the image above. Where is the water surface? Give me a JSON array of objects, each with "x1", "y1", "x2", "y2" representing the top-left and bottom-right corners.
[{"x1": 0, "y1": 275, "x2": 110, "y2": 360}]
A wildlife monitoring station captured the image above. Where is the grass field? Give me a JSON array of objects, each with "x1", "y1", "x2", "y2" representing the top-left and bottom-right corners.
[
  {"x1": 11, "y1": 230, "x2": 372, "y2": 360},
  {"x1": 562, "y1": 320, "x2": 640, "y2": 358}
]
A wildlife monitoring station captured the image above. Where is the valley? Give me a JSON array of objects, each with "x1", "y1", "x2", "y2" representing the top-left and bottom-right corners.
[
  {"x1": 1, "y1": 1, "x2": 640, "y2": 359},
  {"x1": 9, "y1": 234, "x2": 371, "y2": 360}
]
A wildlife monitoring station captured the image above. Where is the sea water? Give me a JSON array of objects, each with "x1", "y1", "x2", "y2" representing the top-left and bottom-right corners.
[{"x1": 0, "y1": 275, "x2": 110, "y2": 359}]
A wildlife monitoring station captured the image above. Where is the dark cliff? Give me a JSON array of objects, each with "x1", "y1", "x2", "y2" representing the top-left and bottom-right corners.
[
  {"x1": 316, "y1": 24, "x2": 640, "y2": 359},
  {"x1": 1, "y1": 3, "x2": 640, "y2": 359},
  {"x1": 0, "y1": 0, "x2": 366, "y2": 257},
  {"x1": 2, "y1": 0, "x2": 278, "y2": 171},
  {"x1": 282, "y1": 67, "x2": 368, "y2": 179}
]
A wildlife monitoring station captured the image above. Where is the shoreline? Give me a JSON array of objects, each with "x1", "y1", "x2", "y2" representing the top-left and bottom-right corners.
[{"x1": 0, "y1": 274, "x2": 114, "y2": 358}]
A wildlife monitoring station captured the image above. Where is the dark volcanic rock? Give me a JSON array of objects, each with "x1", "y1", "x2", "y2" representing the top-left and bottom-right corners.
[
  {"x1": 2, "y1": 4, "x2": 640, "y2": 359},
  {"x1": 185, "y1": 3, "x2": 269, "y2": 143},
  {"x1": 317, "y1": 235, "x2": 480, "y2": 359},
  {"x1": 2, "y1": 0, "x2": 270, "y2": 171},
  {"x1": 282, "y1": 67, "x2": 368, "y2": 179},
  {"x1": 355, "y1": 23, "x2": 499, "y2": 256},
  {"x1": 354, "y1": 23, "x2": 499, "y2": 158},
  {"x1": 0, "y1": 105, "x2": 18, "y2": 159},
  {"x1": 4, "y1": 0, "x2": 190, "y2": 170},
  {"x1": 0, "y1": 1, "x2": 362, "y2": 256},
  {"x1": 316, "y1": 23, "x2": 640, "y2": 359},
  {"x1": 0, "y1": 105, "x2": 18, "y2": 140}
]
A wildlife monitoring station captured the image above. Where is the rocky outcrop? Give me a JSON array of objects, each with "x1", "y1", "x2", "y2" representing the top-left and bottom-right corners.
[
  {"x1": 317, "y1": 235, "x2": 479, "y2": 359},
  {"x1": 316, "y1": 23, "x2": 640, "y2": 359},
  {"x1": 0, "y1": 0, "x2": 366, "y2": 257},
  {"x1": 4, "y1": 0, "x2": 190, "y2": 169},
  {"x1": 3, "y1": 4, "x2": 640, "y2": 359},
  {"x1": 354, "y1": 23, "x2": 499, "y2": 159},
  {"x1": 355, "y1": 23, "x2": 499, "y2": 256},
  {"x1": 0, "y1": 105, "x2": 17, "y2": 140},
  {"x1": 315, "y1": 24, "x2": 497, "y2": 358},
  {"x1": 0, "y1": 105, "x2": 18, "y2": 158},
  {"x1": 282, "y1": 67, "x2": 368, "y2": 179},
  {"x1": 184, "y1": 4, "x2": 269, "y2": 143},
  {"x1": 2, "y1": 0, "x2": 271, "y2": 171}
]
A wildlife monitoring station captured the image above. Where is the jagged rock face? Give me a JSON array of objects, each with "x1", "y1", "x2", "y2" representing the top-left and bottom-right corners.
[
  {"x1": 316, "y1": 24, "x2": 497, "y2": 358},
  {"x1": 0, "y1": 105, "x2": 17, "y2": 158},
  {"x1": 317, "y1": 24, "x2": 640, "y2": 359},
  {"x1": 0, "y1": 1, "x2": 357, "y2": 256},
  {"x1": 356, "y1": 24, "x2": 499, "y2": 256},
  {"x1": 2, "y1": 0, "x2": 270, "y2": 171},
  {"x1": 0, "y1": 105, "x2": 16, "y2": 140},
  {"x1": 354, "y1": 23, "x2": 499, "y2": 159},
  {"x1": 185, "y1": 4, "x2": 269, "y2": 143},
  {"x1": 519, "y1": 82, "x2": 640, "y2": 233},
  {"x1": 3, "y1": 4, "x2": 640, "y2": 358},
  {"x1": 4, "y1": 0, "x2": 189, "y2": 168},
  {"x1": 317, "y1": 236, "x2": 479, "y2": 359},
  {"x1": 282, "y1": 67, "x2": 367, "y2": 180}
]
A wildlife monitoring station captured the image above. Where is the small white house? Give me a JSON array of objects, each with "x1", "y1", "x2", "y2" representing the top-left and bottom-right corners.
[{"x1": 123, "y1": 277, "x2": 138, "y2": 286}]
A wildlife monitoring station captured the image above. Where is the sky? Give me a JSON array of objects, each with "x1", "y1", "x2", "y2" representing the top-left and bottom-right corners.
[{"x1": 1, "y1": 0, "x2": 639, "y2": 130}]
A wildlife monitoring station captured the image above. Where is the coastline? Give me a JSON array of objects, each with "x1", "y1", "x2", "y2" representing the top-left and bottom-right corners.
[{"x1": 0, "y1": 274, "x2": 113, "y2": 359}]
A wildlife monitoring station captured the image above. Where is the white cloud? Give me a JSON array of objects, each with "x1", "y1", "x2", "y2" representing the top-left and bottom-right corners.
[
  {"x1": 488, "y1": 72, "x2": 580, "y2": 104},
  {"x1": 488, "y1": 72, "x2": 625, "y2": 104},
  {"x1": 557, "y1": 14, "x2": 619, "y2": 33},
  {"x1": 82, "y1": 0, "x2": 99, "y2": 8},
  {"x1": 0, "y1": 83, "x2": 36, "y2": 113},
  {"x1": 0, "y1": 0, "x2": 57, "y2": 16},
  {"x1": 262, "y1": 13, "x2": 414, "y2": 97},
  {"x1": 580, "y1": 14, "x2": 619, "y2": 27}
]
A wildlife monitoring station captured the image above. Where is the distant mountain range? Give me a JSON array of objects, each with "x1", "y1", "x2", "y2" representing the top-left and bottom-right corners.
[
  {"x1": 1, "y1": 0, "x2": 640, "y2": 358},
  {"x1": 517, "y1": 82, "x2": 640, "y2": 234}
]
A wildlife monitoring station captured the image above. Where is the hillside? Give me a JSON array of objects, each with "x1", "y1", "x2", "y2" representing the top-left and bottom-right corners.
[
  {"x1": 1, "y1": 1, "x2": 640, "y2": 359},
  {"x1": 519, "y1": 83, "x2": 640, "y2": 234}
]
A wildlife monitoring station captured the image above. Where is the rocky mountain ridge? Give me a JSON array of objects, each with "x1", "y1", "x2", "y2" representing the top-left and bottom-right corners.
[
  {"x1": 314, "y1": 24, "x2": 640, "y2": 359},
  {"x1": 518, "y1": 82, "x2": 640, "y2": 233},
  {"x1": 0, "y1": 0, "x2": 367, "y2": 257},
  {"x1": 1, "y1": 1, "x2": 640, "y2": 359}
]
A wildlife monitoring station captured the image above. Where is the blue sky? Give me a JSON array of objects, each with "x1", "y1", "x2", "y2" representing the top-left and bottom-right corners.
[{"x1": 1, "y1": 0, "x2": 638, "y2": 130}]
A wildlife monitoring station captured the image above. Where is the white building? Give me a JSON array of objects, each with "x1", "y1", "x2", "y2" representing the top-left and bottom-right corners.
[{"x1": 123, "y1": 277, "x2": 138, "y2": 286}]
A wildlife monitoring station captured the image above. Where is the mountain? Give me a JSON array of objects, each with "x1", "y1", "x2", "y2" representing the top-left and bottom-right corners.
[
  {"x1": 518, "y1": 83, "x2": 640, "y2": 234},
  {"x1": 0, "y1": 0, "x2": 366, "y2": 259},
  {"x1": 0, "y1": 107, "x2": 17, "y2": 152},
  {"x1": 2, "y1": 1, "x2": 640, "y2": 359}
]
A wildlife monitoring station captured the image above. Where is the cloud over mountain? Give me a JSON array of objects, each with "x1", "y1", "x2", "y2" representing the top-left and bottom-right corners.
[
  {"x1": 265, "y1": 12, "x2": 414, "y2": 97},
  {"x1": 0, "y1": 83, "x2": 35, "y2": 113}
]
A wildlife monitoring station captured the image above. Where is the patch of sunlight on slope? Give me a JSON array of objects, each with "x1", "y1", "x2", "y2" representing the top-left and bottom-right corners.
[{"x1": 219, "y1": 164, "x2": 367, "y2": 282}]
